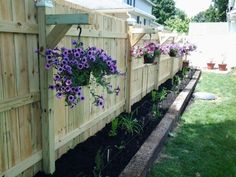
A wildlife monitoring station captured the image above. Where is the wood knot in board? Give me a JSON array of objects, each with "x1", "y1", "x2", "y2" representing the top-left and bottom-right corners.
[{"x1": 39, "y1": 46, "x2": 44, "y2": 52}]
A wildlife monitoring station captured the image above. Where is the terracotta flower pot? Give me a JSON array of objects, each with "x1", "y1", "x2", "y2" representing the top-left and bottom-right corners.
[
  {"x1": 218, "y1": 64, "x2": 227, "y2": 71},
  {"x1": 207, "y1": 63, "x2": 215, "y2": 70}
]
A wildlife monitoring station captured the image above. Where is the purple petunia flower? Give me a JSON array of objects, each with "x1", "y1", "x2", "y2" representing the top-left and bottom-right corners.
[
  {"x1": 89, "y1": 56, "x2": 96, "y2": 61},
  {"x1": 74, "y1": 87, "x2": 80, "y2": 93},
  {"x1": 110, "y1": 67, "x2": 115, "y2": 73},
  {"x1": 53, "y1": 58, "x2": 59, "y2": 65},
  {"x1": 45, "y1": 49, "x2": 53, "y2": 55},
  {"x1": 80, "y1": 96, "x2": 85, "y2": 101},
  {"x1": 72, "y1": 40, "x2": 77, "y2": 46},
  {"x1": 63, "y1": 50, "x2": 68, "y2": 56},
  {"x1": 54, "y1": 74, "x2": 61, "y2": 81},
  {"x1": 72, "y1": 60, "x2": 79, "y2": 65},
  {"x1": 106, "y1": 60, "x2": 112, "y2": 66},
  {"x1": 48, "y1": 85, "x2": 55, "y2": 90},
  {"x1": 68, "y1": 50, "x2": 72, "y2": 54},
  {"x1": 71, "y1": 87, "x2": 75, "y2": 92},
  {"x1": 63, "y1": 57, "x2": 69, "y2": 62},
  {"x1": 58, "y1": 66, "x2": 64, "y2": 73},
  {"x1": 65, "y1": 65, "x2": 72, "y2": 74},
  {"x1": 96, "y1": 96, "x2": 105, "y2": 108},
  {"x1": 56, "y1": 92, "x2": 63, "y2": 99},
  {"x1": 81, "y1": 57, "x2": 87, "y2": 64},
  {"x1": 84, "y1": 63, "x2": 89, "y2": 68},
  {"x1": 68, "y1": 95, "x2": 75, "y2": 102},
  {"x1": 74, "y1": 52, "x2": 80, "y2": 58},
  {"x1": 46, "y1": 55, "x2": 52, "y2": 61},
  {"x1": 35, "y1": 48, "x2": 40, "y2": 53},
  {"x1": 77, "y1": 63, "x2": 83, "y2": 70},
  {"x1": 62, "y1": 59, "x2": 68, "y2": 65},
  {"x1": 65, "y1": 79, "x2": 72, "y2": 86},
  {"x1": 61, "y1": 86, "x2": 65, "y2": 91},
  {"x1": 55, "y1": 83, "x2": 61, "y2": 90},
  {"x1": 65, "y1": 86, "x2": 71, "y2": 92},
  {"x1": 45, "y1": 63, "x2": 51, "y2": 70}
]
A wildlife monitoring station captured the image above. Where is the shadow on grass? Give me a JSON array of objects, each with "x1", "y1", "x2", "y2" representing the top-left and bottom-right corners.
[{"x1": 148, "y1": 120, "x2": 236, "y2": 177}]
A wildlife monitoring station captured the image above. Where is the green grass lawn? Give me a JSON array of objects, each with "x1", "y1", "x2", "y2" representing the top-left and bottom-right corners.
[{"x1": 148, "y1": 72, "x2": 236, "y2": 177}]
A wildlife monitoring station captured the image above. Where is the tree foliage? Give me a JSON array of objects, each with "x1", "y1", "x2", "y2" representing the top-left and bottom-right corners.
[
  {"x1": 152, "y1": 0, "x2": 176, "y2": 24},
  {"x1": 192, "y1": 0, "x2": 228, "y2": 22},
  {"x1": 214, "y1": 0, "x2": 229, "y2": 21},
  {"x1": 165, "y1": 17, "x2": 190, "y2": 33},
  {"x1": 192, "y1": 5, "x2": 220, "y2": 22},
  {"x1": 151, "y1": 0, "x2": 189, "y2": 33},
  {"x1": 175, "y1": 8, "x2": 188, "y2": 20}
]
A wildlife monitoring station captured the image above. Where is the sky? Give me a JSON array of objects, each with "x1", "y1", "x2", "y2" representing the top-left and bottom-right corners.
[{"x1": 175, "y1": 0, "x2": 212, "y2": 17}]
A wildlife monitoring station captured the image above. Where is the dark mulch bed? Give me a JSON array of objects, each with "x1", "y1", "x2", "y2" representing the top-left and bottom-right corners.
[{"x1": 35, "y1": 68, "x2": 195, "y2": 177}]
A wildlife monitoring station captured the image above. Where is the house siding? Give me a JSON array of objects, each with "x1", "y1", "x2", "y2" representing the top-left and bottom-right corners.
[
  {"x1": 123, "y1": 0, "x2": 152, "y2": 14},
  {"x1": 134, "y1": 0, "x2": 152, "y2": 14}
]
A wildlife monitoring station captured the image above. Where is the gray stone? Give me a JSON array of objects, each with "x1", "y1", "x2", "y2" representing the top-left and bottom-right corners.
[{"x1": 193, "y1": 92, "x2": 217, "y2": 100}]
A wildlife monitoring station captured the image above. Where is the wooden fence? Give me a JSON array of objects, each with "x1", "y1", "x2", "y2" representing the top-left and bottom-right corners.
[{"x1": 0, "y1": 1, "x2": 182, "y2": 177}]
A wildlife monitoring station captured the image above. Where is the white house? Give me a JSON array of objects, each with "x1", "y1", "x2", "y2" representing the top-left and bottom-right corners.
[
  {"x1": 228, "y1": 0, "x2": 236, "y2": 32},
  {"x1": 66, "y1": 0, "x2": 158, "y2": 27}
]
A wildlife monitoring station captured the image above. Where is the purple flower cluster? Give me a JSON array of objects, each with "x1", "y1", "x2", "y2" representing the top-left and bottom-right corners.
[
  {"x1": 130, "y1": 42, "x2": 197, "y2": 59},
  {"x1": 39, "y1": 40, "x2": 120, "y2": 108},
  {"x1": 143, "y1": 42, "x2": 161, "y2": 58},
  {"x1": 182, "y1": 43, "x2": 197, "y2": 55},
  {"x1": 160, "y1": 43, "x2": 196, "y2": 58},
  {"x1": 131, "y1": 46, "x2": 144, "y2": 58}
]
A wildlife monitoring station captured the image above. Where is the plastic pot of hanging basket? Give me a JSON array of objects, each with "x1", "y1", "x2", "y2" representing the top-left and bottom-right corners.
[{"x1": 144, "y1": 54, "x2": 155, "y2": 64}]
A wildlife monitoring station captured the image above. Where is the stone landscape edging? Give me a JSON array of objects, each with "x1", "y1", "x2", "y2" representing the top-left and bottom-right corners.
[{"x1": 119, "y1": 70, "x2": 201, "y2": 177}]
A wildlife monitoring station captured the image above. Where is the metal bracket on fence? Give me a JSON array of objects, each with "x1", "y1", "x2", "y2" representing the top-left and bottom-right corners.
[{"x1": 77, "y1": 25, "x2": 82, "y2": 45}]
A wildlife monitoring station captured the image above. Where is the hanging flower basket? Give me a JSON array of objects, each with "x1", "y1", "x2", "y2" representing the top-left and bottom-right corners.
[
  {"x1": 144, "y1": 54, "x2": 155, "y2": 64},
  {"x1": 143, "y1": 43, "x2": 161, "y2": 64},
  {"x1": 39, "y1": 40, "x2": 121, "y2": 108}
]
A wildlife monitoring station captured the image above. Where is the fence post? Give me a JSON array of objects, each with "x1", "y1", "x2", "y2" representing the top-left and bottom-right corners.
[
  {"x1": 125, "y1": 25, "x2": 132, "y2": 113},
  {"x1": 170, "y1": 57, "x2": 175, "y2": 78},
  {"x1": 155, "y1": 57, "x2": 161, "y2": 89},
  {"x1": 37, "y1": 4, "x2": 55, "y2": 174}
]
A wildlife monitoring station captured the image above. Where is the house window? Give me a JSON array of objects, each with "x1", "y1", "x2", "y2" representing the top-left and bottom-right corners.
[
  {"x1": 133, "y1": 0, "x2": 135, "y2": 7},
  {"x1": 137, "y1": 16, "x2": 140, "y2": 24},
  {"x1": 127, "y1": 0, "x2": 132, "y2": 5},
  {"x1": 144, "y1": 19, "x2": 146, "y2": 25}
]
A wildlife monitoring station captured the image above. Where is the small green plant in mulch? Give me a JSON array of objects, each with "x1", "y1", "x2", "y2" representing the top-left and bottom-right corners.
[
  {"x1": 114, "y1": 141, "x2": 126, "y2": 150},
  {"x1": 151, "y1": 104, "x2": 162, "y2": 119},
  {"x1": 181, "y1": 67, "x2": 189, "y2": 78},
  {"x1": 119, "y1": 113, "x2": 143, "y2": 135},
  {"x1": 173, "y1": 75, "x2": 180, "y2": 88},
  {"x1": 108, "y1": 118, "x2": 120, "y2": 137},
  {"x1": 172, "y1": 75, "x2": 181, "y2": 94},
  {"x1": 158, "y1": 88, "x2": 168, "y2": 102},
  {"x1": 151, "y1": 90, "x2": 159, "y2": 103},
  {"x1": 93, "y1": 149, "x2": 105, "y2": 177}
]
